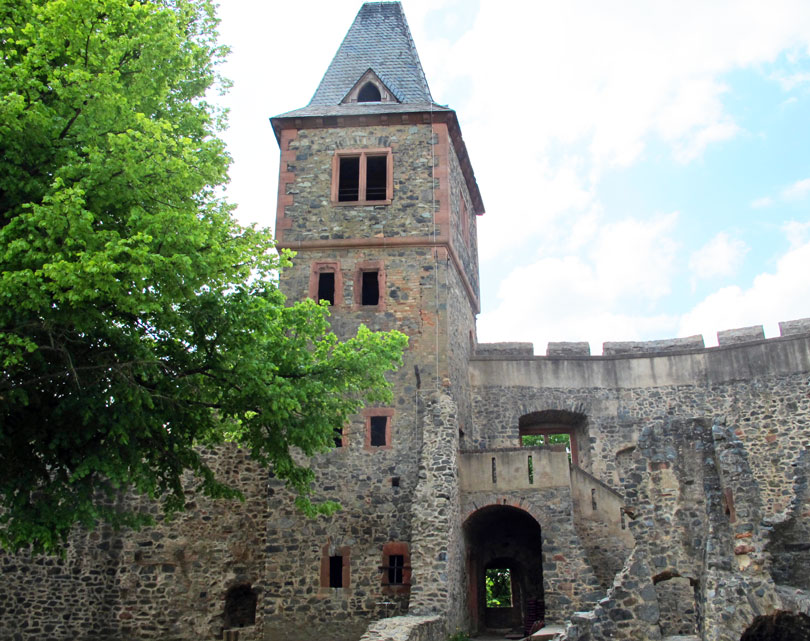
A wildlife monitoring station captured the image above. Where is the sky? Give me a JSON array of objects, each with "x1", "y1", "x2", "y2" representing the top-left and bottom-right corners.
[{"x1": 214, "y1": 0, "x2": 810, "y2": 354}]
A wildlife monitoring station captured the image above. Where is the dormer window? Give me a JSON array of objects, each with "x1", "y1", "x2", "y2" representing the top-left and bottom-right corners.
[
  {"x1": 341, "y1": 69, "x2": 399, "y2": 104},
  {"x1": 357, "y1": 82, "x2": 381, "y2": 102}
]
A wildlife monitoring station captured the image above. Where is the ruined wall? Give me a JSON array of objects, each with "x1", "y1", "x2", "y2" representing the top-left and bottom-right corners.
[
  {"x1": 0, "y1": 445, "x2": 268, "y2": 641},
  {"x1": 470, "y1": 331, "x2": 810, "y2": 640}
]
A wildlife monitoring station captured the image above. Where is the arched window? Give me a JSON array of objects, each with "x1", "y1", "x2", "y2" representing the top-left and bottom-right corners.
[{"x1": 357, "y1": 82, "x2": 381, "y2": 102}]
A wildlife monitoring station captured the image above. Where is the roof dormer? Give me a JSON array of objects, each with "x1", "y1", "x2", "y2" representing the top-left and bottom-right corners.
[{"x1": 341, "y1": 69, "x2": 400, "y2": 105}]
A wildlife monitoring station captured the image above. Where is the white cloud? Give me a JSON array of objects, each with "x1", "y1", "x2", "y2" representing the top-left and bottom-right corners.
[
  {"x1": 678, "y1": 239, "x2": 810, "y2": 345},
  {"x1": 478, "y1": 213, "x2": 681, "y2": 353},
  {"x1": 782, "y1": 177, "x2": 810, "y2": 201},
  {"x1": 688, "y1": 232, "x2": 749, "y2": 286},
  {"x1": 751, "y1": 196, "x2": 774, "y2": 209}
]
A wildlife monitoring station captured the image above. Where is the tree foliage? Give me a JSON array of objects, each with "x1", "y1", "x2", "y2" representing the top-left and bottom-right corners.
[
  {"x1": 0, "y1": 0, "x2": 407, "y2": 553},
  {"x1": 485, "y1": 568, "x2": 512, "y2": 608}
]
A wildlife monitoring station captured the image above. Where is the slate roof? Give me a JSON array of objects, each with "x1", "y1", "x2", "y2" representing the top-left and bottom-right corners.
[{"x1": 310, "y1": 2, "x2": 434, "y2": 106}]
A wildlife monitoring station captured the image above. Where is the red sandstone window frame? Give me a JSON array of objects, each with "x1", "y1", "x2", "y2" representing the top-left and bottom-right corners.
[
  {"x1": 320, "y1": 543, "x2": 351, "y2": 590},
  {"x1": 353, "y1": 260, "x2": 386, "y2": 311},
  {"x1": 363, "y1": 408, "x2": 394, "y2": 450},
  {"x1": 380, "y1": 542, "x2": 411, "y2": 594},
  {"x1": 308, "y1": 261, "x2": 343, "y2": 307},
  {"x1": 460, "y1": 197, "x2": 469, "y2": 248},
  {"x1": 331, "y1": 148, "x2": 393, "y2": 205}
]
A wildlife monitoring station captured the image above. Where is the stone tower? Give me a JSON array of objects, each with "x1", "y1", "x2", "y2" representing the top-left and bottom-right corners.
[{"x1": 265, "y1": 2, "x2": 484, "y2": 638}]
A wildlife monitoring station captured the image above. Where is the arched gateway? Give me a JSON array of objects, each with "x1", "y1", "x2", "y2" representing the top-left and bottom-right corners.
[{"x1": 463, "y1": 505, "x2": 545, "y2": 636}]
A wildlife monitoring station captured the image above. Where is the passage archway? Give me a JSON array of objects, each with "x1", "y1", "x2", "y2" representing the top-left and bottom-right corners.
[{"x1": 464, "y1": 505, "x2": 544, "y2": 635}]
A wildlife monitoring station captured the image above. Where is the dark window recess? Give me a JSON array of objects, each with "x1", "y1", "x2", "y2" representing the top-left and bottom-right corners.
[
  {"x1": 361, "y1": 270, "x2": 380, "y2": 306},
  {"x1": 391, "y1": 477, "x2": 400, "y2": 488},
  {"x1": 365, "y1": 155, "x2": 387, "y2": 201},
  {"x1": 370, "y1": 416, "x2": 387, "y2": 446},
  {"x1": 333, "y1": 427, "x2": 343, "y2": 448},
  {"x1": 329, "y1": 556, "x2": 343, "y2": 588},
  {"x1": 317, "y1": 272, "x2": 335, "y2": 305},
  {"x1": 223, "y1": 585, "x2": 257, "y2": 629},
  {"x1": 358, "y1": 82, "x2": 381, "y2": 102},
  {"x1": 388, "y1": 554, "x2": 405, "y2": 584},
  {"x1": 338, "y1": 156, "x2": 360, "y2": 201}
]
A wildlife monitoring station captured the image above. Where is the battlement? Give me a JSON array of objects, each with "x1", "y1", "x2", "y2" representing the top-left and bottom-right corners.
[{"x1": 474, "y1": 317, "x2": 810, "y2": 360}]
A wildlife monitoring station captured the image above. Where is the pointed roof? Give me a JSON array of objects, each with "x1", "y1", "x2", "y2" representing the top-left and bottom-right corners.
[{"x1": 310, "y1": 1, "x2": 433, "y2": 106}]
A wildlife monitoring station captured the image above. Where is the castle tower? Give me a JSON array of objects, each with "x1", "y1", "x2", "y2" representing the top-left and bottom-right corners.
[{"x1": 264, "y1": 3, "x2": 484, "y2": 638}]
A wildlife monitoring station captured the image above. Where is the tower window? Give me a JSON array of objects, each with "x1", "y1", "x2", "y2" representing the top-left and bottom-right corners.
[
  {"x1": 338, "y1": 156, "x2": 360, "y2": 201},
  {"x1": 357, "y1": 82, "x2": 381, "y2": 102},
  {"x1": 332, "y1": 149, "x2": 392, "y2": 204},
  {"x1": 329, "y1": 556, "x2": 343, "y2": 588},
  {"x1": 333, "y1": 426, "x2": 343, "y2": 448},
  {"x1": 370, "y1": 416, "x2": 387, "y2": 446},
  {"x1": 364, "y1": 408, "x2": 394, "y2": 450},
  {"x1": 318, "y1": 272, "x2": 335, "y2": 305},
  {"x1": 309, "y1": 262, "x2": 342, "y2": 307},
  {"x1": 387, "y1": 554, "x2": 404, "y2": 584},
  {"x1": 361, "y1": 270, "x2": 380, "y2": 306}
]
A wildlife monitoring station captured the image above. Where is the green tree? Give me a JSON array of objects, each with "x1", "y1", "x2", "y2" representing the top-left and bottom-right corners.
[
  {"x1": 485, "y1": 568, "x2": 512, "y2": 608},
  {"x1": 0, "y1": 0, "x2": 407, "y2": 554}
]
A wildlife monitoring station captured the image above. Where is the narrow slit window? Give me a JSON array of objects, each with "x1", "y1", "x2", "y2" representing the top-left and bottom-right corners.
[
  {"x1": 333, "y1": 427, "x2": 343, "y2": 448},
  {"x1": 361, "y1": 270, "x2": 380, "y2": 306},
  {"x1": 528, "y1": 454, "x2": 534, "y2": 484},
  {"x1": 338, "y1": 156, "x2": 360, "y2": 201},
  {"x1": 388, "y1": 554, "x2": 404, "y2": 584},
  {"x1": 329, "y1": 556, "x2": 343, "y2": 588},
  {"x1": 370, "y1": 416, "x2": 387, "y2": 447},
  {"x1": 365, "y1": 155, "x2": 387, "y2": 201},
  {"x1": 591, "y1": 488, "x2": 597, "y2": 510},
  {"x1": 317, "y1": 272, "x2": 335, "y2": 305}
]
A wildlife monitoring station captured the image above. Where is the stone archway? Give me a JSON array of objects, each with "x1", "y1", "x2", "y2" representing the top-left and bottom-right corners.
[{"x1": 463, "y1": 505, "x2": 544, "y2": 635}]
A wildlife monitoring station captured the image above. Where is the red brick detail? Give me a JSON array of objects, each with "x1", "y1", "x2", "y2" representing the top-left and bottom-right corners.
[
  {"x1": 275, "y1": 129, "x2": 298, "y2": 241},
  {"x1": 320, "y1": 542, "x2": 351, "y2": 588},
  {"x1": 330, "y1": 148, "x2": 393, "y2": 205},
  {"x1": 432, "y1": 123, "x2": 451, "y2": 242},
  {"x1": 353, "y1": 260, "x2": 386, "y2": 311},
  {"x1": 363, "y1": 408, "x2": 394, "y2": 450},
  {"x1": 308, "y1": 261, "x2": 343, "y2": 307},
  {"x1": 381, "y1": 542, "x2": 411, "y2": 594},
  {"x1": 734, "y1": 544, "x2": 754, "y2": 556}
]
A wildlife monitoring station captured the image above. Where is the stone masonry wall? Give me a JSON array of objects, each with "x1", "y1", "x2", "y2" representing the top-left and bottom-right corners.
[{"x1": 0, "y1": 444, "x2": 268, "y2": 641}]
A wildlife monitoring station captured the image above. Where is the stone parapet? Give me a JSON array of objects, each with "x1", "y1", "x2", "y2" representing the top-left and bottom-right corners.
[
  {"x1": 603, "y1": 335, "x2": 705, "y2": 355},
  {"x1": 717, "y1": 325, "x2": 765, "y2": 345},
  {"x1": 779, "y1": 317, "x2": 810, "y2": 336},
  {"x1": 475, "y1": 342, "x2": 534, "y2": 356},
  {"x1": 547, "y1": 342, "x2": 591, "y2": 357}
]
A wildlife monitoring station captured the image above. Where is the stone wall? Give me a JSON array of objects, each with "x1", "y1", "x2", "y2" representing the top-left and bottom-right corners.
[{"x1": 0, "y1": 445, "x2": 269, "y2": 641}]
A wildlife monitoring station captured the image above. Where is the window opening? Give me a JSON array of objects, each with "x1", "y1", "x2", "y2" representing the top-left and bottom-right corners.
[
  {"x1": 391, "y1": 477, "x2": 400, "y2": 488},
  {"x1": 223, "y1": 584, "x2": 257, "y2": 629},
  {"x1": 591, "y1": 488, "x2": 598, "y2": 510},
  {"x1": 317, "y1": 272, "x2": 335, "y2": 305},
  {"x1": 365, "y1": 155, "x2": 387, "y2": 201},
  {"x1": 388, "y1": 554, "x2": 405, "y2": 584},
  {"x1": 485, "y1": 568, "x2": 512, "y2": 608},
  {"x1": 620, "y1": 508, "x2": 626, "y2": 530},
  {"x1": 357, "y1": 82, "x2": 381, "y2": 102},
  {"x1": 333, "y1": 427, "x2": 343, "y2": 448},
  {"x1": 528, "y1": 455, "x2": 534, "y2": 484},
  {"x1": 361, "y1": 270, "x2": 380, "y2": 306},
  {"x1": 491, "y1": 457, "x2": 497, "y2": 483},
  {"x1": 329, "y1": 556, "x2": 343, "y2": 588},
  {"x1": 338, "y1": 156, "x2": 360, "y2": 201},
  {"x1": 370, "y1": 416, "x2": 387, "y2": 447}
]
